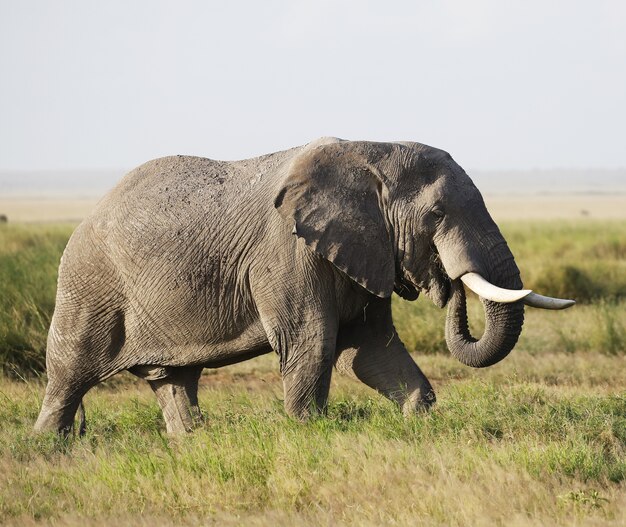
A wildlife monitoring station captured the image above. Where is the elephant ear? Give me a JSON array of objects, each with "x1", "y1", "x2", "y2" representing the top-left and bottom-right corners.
[{"x1": 274, "y1": 142, "x2": 396, "y2": 298}]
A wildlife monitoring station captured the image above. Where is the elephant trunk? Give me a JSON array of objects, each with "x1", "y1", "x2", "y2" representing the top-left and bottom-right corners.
[{"x1": 444, "y1": 252, "x2": 525, "y2": 368}]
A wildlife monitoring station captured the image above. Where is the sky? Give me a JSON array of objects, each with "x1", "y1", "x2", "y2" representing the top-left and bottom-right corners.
[{"x1": 1, "y1": 0, "x2": 625, "y2": 172}]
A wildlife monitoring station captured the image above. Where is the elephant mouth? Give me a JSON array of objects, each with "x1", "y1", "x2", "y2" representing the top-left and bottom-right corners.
[
  {"x1": 396, "y1": 255, "x2": 451, "y2": 307},
  {"x1": 394, "y1": 274, "x2": 420, "y2": 301},
  {"x1": 421, "y1": 248, "x2": 451, "y2": 308},
  {"x1": 424, "y1": 274, "x2": 451, "y2": 308}
]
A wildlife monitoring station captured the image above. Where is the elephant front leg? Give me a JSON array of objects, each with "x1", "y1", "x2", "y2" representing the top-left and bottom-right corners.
[
  {"x1": 336, "y1": 336, "x2": 435, "y2": 415},
  {"x1": 252, "y1": 250, "x2": 339, "y2": 420},
  {"x1": 335, "y1": 301, "x2": 436, "y2": 415},
  {"x1": 280, "y1": 335, "x2": 337, "y2": 420}
]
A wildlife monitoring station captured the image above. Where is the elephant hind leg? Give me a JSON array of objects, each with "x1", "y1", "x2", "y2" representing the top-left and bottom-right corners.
[
  {"x1": 35, "y1": 303, "x2": 126, "y2": 435},
  {"x1": 34, "y1": 375, "x2": 91, "y2": 436},
  {"x1": 34, "y1": 352, "x2": 119, "y2": 435},
  {"x1": 144, "y1": 366, "x2": 203, "y2": 433}
]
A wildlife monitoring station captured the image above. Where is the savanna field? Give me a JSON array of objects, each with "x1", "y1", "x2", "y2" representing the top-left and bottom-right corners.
[{"x1": 0, "y1": 219, "x2": 625, "y2": 526}]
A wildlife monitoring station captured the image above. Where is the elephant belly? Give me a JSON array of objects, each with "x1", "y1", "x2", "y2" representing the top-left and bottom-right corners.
[
  {"x1": 122, "y1": 308, "x2": 271, "y2": 368},
  {"x1": 120, "y1": 273, "x2": 271, "y2": 367}
]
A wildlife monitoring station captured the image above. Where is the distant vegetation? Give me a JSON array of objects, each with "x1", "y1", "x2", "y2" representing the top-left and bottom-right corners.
[
  {"x1": 1, "y1": 220, "x2": 625, "y2": 374},
  {"x1": 395, "y1": 220, "x2": 626, "y2": 358}
]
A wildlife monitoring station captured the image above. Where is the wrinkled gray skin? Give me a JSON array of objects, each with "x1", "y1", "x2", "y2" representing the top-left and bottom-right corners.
[{"x1": 35, "y1": 138, "x2": 524, "y2": 434}]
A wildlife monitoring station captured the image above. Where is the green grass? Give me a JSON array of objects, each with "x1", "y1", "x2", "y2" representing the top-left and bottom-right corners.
[
  {"x1": 1, "y1": 356, "x2": 625, "y2": 525},
  {"x1": 0, "y1": 219, "x2": 625, "y2": 525},
  {"x1": 0, "y1": 224, "x2": 74, "y2": 374},
  {"x1": 506, "y1": 221, "x2": 626, "y2": 302}
]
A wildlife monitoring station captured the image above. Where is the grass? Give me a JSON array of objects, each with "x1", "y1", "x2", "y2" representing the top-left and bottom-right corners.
[
  {"x1": 0, "y1": 219, "x2": 625, "y2": 525},
  {"x1": 1, "y1": 354, "x2": 625, "y2": 525},
  {"x1": 0, "y1": 224, "x2": 73, "y2": 374}
]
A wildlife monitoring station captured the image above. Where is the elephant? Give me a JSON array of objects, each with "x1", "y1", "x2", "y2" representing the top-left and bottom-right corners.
[{"x1": 34, "y1": 137, "x2": 574, "y2": 434}]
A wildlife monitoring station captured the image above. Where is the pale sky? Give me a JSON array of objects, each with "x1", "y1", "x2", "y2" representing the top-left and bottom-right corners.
[{"x1": 1, "y1": 0, "x2": 625, "y2": 171}]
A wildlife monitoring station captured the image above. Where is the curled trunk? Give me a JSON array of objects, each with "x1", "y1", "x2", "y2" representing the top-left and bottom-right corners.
[{"x1": 445, "y1": 268, "x2": 525, "y2": 368}]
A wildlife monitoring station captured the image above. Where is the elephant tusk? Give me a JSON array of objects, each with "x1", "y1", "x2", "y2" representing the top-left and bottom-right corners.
[
  {"x1": 460, "y1": 272, "x2": 532, "y2": 303},
  {"x1": 460, "y1": 272, "x2": 576, "y2": 309},
  {"x1": 522, "y1": 292, "x2": 576, "y2": 310}
]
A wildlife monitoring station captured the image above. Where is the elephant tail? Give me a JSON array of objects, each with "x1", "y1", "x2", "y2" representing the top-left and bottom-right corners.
[{"x1": 76, "y1": 400, "x2": 86, "y2": 437}]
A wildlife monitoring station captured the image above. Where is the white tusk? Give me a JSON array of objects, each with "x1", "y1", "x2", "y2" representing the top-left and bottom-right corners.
[
  {"x1": 522, "y1": 292, "x2": 576, "y2": 310},
  {"x1": 460, "y1": 272, "x2": 532, "y2": 303},
  {"x1": 460, "y1": 272, "x2": 576, "y2": 309}
]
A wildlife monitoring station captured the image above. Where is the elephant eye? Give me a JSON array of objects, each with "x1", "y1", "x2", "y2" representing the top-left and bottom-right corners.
[{"x1": 432, "y1": 208, "x2": 445, "y2": 221}]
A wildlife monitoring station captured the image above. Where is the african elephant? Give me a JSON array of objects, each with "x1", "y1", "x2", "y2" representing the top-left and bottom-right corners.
[{"x1": 34, "y1": 137, "x2": 573, "y2": 434}]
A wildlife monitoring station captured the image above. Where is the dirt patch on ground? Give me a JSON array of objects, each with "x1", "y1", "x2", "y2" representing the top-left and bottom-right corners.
[{"x1": 200, "y1": 369, "x2": 282, "y2": 392}]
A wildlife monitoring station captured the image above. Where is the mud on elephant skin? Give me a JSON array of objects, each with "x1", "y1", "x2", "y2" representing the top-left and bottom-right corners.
[{"x1": 34, "y1": 137, "x2": 574, "y2": 434}]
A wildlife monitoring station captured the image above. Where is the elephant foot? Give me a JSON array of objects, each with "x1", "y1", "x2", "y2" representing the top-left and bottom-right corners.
[
  {"x1": 400, "y1": 388, "x2": 436, "y2": 417},
  {"x1": 34, "y1": 376, "x2": 91, "y2": 436}
]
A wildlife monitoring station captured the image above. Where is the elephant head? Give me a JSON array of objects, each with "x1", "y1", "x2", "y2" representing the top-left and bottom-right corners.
[{"x1": 275, "y1": 140, "x2": 573, "y2": 368}]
